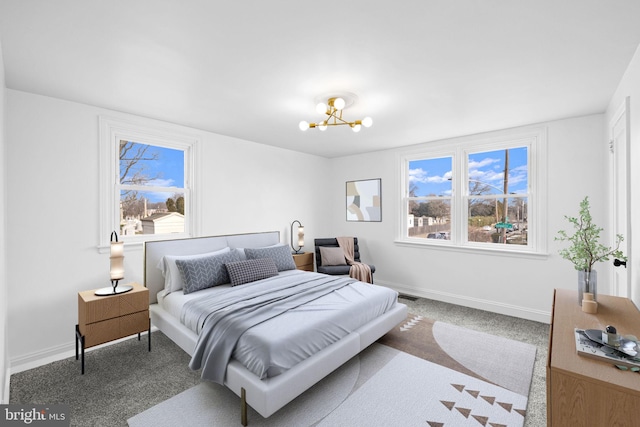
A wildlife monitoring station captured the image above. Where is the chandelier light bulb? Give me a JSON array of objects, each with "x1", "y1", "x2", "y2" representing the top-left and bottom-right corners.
[
  {"x1": 315, "y1": 102, "x2": 327, "y2": 114},
  {"x1": 300, "y1": 95, "x2": 371, "y2": 133}
]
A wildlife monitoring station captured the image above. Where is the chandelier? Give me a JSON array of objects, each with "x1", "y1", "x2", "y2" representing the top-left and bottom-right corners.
[{"x1": 299, "y1": 97, "x2": 372, "y2": 133}]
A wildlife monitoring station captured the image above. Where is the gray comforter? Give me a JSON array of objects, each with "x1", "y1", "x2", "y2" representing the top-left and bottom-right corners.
[{"x1": 184, "y1": 272, "x2": 356, "y2": 384}]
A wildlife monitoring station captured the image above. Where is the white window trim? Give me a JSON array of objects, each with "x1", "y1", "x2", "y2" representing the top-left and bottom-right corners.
[
  {"x1": 397, "y1": 126, "x2": 548, "y2": 256},
  {"x1": 98, "y1": 115, "x2": 202, "y2": 252}
]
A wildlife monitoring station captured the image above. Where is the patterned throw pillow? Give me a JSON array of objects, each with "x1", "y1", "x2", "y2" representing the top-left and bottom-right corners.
[
  {"x1": 176, "y1": 250, "x2": 241, "y2": 294},
  {"x1": 157, "y1": 247, "x2": 231, "y2": 294},
  {"x1": 244, "y1": 244, "x2": 297, "y2": 271},
  {"x1": 225, "y1": 258, "x2": 279, "y2": 286}
]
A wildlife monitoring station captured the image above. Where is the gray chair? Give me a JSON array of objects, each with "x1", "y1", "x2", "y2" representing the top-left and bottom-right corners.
[{"x1": 314, "y1": 237, "x2": 376, "y2": 278}]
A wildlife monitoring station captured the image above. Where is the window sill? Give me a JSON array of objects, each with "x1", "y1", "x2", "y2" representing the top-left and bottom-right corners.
[
  {"x1": 97, "y1": 241, "x2": 145, "y2": 254},
  {"x1": 394, "y1": 238, "x2": 548, "y2": 260}
]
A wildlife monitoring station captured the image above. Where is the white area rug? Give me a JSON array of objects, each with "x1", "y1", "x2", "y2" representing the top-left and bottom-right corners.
[{"x1": 129, "y1": 342, "x2": 531, "y2": 427}]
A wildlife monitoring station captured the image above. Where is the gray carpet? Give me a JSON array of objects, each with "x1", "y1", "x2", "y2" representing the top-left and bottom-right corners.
[
  {"x1": 9, "y1": 332, "x2": 201, "y2": 426},
  {"x1": 9, "y1": 296, "x2": 548, "y2": 426}
]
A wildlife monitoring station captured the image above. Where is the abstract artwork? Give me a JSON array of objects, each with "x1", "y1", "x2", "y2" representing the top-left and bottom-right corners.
[{"x1": 346, "y1": 179, "x2": 381, "y2": 222}]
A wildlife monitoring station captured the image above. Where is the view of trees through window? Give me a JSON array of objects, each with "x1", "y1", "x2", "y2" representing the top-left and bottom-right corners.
[
  {"x1": 407, "y1": 156, "x2": 452, "y2": 240},
  {"x1": 118, "y1": 141, "x2": 186, "y2": 236},
  {"x1": 407, "y1": 146, "x2": 528, "y2": 245}
]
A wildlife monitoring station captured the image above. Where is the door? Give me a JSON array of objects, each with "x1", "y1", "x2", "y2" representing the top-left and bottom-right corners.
[{"x1": 610, "y1": 97, "x2": 630, "y2": 297}]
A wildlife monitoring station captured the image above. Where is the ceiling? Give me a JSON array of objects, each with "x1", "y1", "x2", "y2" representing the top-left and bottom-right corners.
[{"x1": 1, "y1": 1, "x2": 640, "y2": 158}]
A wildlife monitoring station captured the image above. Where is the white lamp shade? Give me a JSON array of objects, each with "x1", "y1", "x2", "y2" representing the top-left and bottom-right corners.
[
  {"x1": 110, "y1": 241, "x2": 124, "y2": 257},
  {"x1": 318, "y1": 121, "x2": 327, "y2": 131},
  {"x1": 333, "y1": 97, "x2": 346, "y2": 110},
  {"x1": 110, "y1": 256, "x2": 124, "y2": 280},
  {"x1": 297, "y1": 226, "x2": 304, "y2": 247},
  {"x1": 299, "y1": 121, "x2": 310, "y2": 131},
  {"x1": 352, "y1": 124, "x2": 362, "y2": 132},
  {"x1": 362, "y1": 116, "x2": 373, "y2": 127},
  {"x1": 110, "y1": 241, "x2": 125, "y2": 280}
]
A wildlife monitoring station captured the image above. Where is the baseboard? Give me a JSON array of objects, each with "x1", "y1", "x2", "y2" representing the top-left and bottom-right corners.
[
  {"x1": 10, "y1": 341, "x2": 78, "y2": 375},
  {"x1": 9, "y1": 326, "x2": 160, "y2": 375},
  {"x1": 379, "y1": 279, "x2": 551, "y2": 324}
]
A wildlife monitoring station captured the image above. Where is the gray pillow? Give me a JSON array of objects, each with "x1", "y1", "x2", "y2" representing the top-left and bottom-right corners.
[
  {"x1": 320, "y1": 246, "x2": 347, "y2": 266},
  {"x1": 176, "y1": 250, "x2": 242, "y2": 294},
  {"x1": 225, "y1": 258, "x2": 279, "y2": 286},
  {"x1": 158, "y1": 247, "x2": 230, "y2": 294},
  {"x1": 245, "y1": 244, "x2": 297, "y2": 271}
]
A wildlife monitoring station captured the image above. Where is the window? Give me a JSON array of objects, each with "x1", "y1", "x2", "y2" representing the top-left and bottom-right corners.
[
  {"x1": 465, "y1": 146, "x2": 528, "y2": 245},
  {"x1": 399, "y1": 127, "x2": 546, "y2": 254},
  {"x1": 99, "y1": 116, "x2": 201, "y2": 249},
  {"x1": 406, "y1": 155, "x2": 453, "y2": 239},
  {"x1": 119, "y1": 141, "x2": 186, "y2": 236}
]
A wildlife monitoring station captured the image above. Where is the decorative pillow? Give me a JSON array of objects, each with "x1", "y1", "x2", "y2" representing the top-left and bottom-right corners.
[
  {"x1": 244, "y1": 243, "x2": 296, "y2": 271},
  {"x1": 320, "y1": 246, "x2": 347, "y2": 266},
  {"x1": 158, "y1": 247, "x2": 230, "y2": 294},
  {"x1": 225, "y1": 258, "x2": 279, "y2": 286},
  {"x1": 176, "y1": 250, "x2": 242, "y2": 294},
  {"x1": 232, "y1": 248, "x2": 247, "y2": 261}
]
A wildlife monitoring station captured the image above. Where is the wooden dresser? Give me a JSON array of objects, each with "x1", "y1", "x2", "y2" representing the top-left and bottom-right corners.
[
  {"x1": 76, "y1": 282, "x2": 150, "y2": 373},
  {"x1": 547, "y1": 288, "x2": 640, "y2": 426}
]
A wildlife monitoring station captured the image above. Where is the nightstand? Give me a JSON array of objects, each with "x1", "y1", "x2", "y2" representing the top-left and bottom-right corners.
[
  {"x1": 292, "y1": 252, "x2": 314, "y2": 271},
  {"x1": 75, "y1": 282, "x2": 150, "y2": 374}
]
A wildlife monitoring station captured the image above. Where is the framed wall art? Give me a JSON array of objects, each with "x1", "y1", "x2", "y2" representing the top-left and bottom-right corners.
[{"x1": 346, "y1": 178, "x2": 381, "y2": 222}]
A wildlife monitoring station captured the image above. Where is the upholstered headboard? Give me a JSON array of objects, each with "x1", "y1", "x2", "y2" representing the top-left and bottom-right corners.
[{"x1": 144, "y1": 231, "x2": 280, "y2": 303}]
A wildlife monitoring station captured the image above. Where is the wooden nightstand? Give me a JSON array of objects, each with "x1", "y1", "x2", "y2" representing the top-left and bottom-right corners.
[
  {"x1": 292, "y1": 252, "x2": 314, "y2": 271},
  {"x1": 75, "y1": 282, "x2": 150, "y2": 374}
]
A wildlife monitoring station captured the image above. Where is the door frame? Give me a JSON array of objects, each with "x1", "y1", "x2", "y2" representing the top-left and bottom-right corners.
[{"x1": 609, "y1": 96, "x2": 631, "y2": 297}]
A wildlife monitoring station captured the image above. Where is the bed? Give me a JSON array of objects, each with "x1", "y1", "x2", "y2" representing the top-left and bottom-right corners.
[{"x1": 144, "y1": 231, "x2": 407, "y2": 425}]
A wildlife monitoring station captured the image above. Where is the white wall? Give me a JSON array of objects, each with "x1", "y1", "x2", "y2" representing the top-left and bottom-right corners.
[
  {"x1": 327, "y1": 115, "x2": 608, "y2": 322},
  {"x1": 606, "y1": 43, "x2": 640, "y2": 308},
  {"x1": 5, "y1": 89, "x2": 331, "y2": 369},
  {"x1": 0, "y1": 37, "x2": 8, "y2": 403}
]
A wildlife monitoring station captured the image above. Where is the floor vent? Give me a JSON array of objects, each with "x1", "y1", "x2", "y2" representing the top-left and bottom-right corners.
[{"x1": 398, "y1": 294, "x2": 418, "y2": 301}]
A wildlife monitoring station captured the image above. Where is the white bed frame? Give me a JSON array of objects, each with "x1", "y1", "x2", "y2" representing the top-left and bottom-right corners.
[{"x1": 144, "y1": 231, "x2": 407, "y2": 425}]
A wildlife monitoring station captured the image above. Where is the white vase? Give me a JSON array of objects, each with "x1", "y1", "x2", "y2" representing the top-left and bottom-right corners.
[{"x1": 578, "y1": 269, "x2": 597, "y2": 305}]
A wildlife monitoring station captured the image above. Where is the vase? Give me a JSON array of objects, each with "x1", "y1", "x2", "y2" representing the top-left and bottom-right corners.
[{"x1": 578, "y1": 269, "x2": 597, "y2": 305}]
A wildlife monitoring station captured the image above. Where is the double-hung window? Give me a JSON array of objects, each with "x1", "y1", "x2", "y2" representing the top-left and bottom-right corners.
[
  {"x1": 399, "y1": 127, "x2": 546, "y2": 254},
  {"x1": 99, "y1": 116, "x2": 201, "y2": 249}
]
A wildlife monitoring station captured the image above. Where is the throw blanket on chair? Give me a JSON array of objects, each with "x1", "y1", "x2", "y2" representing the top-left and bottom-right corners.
[{"x1": 337, "y1": 236, "x2": 373, "y2": 284}]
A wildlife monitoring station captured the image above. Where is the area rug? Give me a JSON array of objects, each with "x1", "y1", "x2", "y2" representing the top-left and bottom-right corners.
[{"x1": 128, "y1": 314, "x2": 536, "y2": 427}]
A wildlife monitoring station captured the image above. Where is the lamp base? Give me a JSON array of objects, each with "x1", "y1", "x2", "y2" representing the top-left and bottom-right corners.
[{"x1": 94, "y1": 285, "x2": 133, "y2": 296}]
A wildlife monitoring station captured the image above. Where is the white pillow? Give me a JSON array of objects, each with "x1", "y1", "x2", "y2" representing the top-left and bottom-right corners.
[{"x1": 157, "y1": 247, "x2": 230, "y2": 294}]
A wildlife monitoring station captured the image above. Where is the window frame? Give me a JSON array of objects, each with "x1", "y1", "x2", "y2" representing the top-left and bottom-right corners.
[
  {"x1": 99, "y1": 116, "x2": 202, "y2": 251},
  {"x1": 398, "y1": 127, "x2": 547, "y2": 255}
]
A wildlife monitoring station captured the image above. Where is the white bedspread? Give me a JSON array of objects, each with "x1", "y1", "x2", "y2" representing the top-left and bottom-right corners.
[{"x1": 161, "y1": 270, "x2": 398, "y2": 380}]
